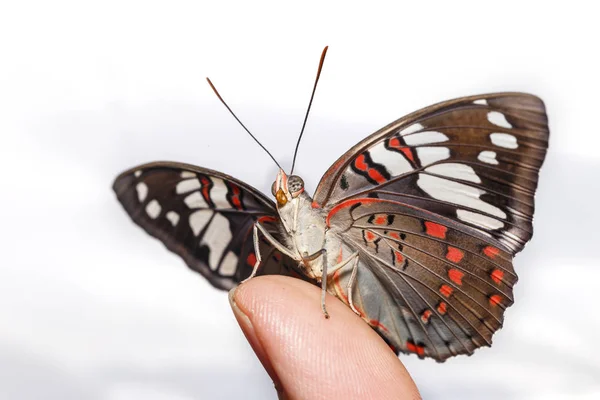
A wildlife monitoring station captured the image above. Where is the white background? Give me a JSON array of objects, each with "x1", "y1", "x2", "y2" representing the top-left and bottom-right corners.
[{"x1": 1, "y1": 1, "x2": 599, "y2": 399}]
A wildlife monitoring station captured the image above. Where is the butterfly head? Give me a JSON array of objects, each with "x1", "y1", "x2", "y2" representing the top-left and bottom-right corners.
[{"x1": 271, "y1": 169, "x2": 305, "y2": 208}]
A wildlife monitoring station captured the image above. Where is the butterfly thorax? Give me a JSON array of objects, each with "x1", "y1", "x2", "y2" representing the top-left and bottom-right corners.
[{"x1": 276, "y1": 191, "x2": 329, "y2": 277}]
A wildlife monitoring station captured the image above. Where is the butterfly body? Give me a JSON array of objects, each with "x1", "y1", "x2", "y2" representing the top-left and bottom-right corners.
[{"x1": 114, "y1": 92, "x2": 548, "y2": 362}]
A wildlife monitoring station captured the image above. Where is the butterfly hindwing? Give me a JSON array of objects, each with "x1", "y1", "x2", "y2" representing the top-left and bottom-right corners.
[
  {"x1": 315, "y1": 93, "x2": 549, "y2": 254},
  {"x1": 327, "y1": 198, "x2": 517, "y2": 361},
  {"x1": 113, "y1": 162, "x2": 298, "y2": 290}
]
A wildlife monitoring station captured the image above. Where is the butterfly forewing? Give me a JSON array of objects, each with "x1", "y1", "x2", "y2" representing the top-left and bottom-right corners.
[
  {"x1": 315, "y1": 93, "x2": 548, "y2": 254},
  {"x1": 113, "y1": 162, "x2": 299, "y2": 290}
]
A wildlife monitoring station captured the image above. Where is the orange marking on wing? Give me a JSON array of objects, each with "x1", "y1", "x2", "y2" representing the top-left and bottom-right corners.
[
  {"x1": 257, "y1": 216, "x2": 276, "y2": 224},
  {"x1": 437, "y1": 301, "x2": 447, "y2": 314},
  {"x1": 365, "y1": 231, "x2": 376, "y2": 242},
  {"x1": 354, "y1": 154, "x2": 387, "y2": 184},
  {"x1": 246, "y1": 253, "x2": 256, "y2": 266},
  {"x1": 490, "y1": 269, "x2": 504, "y2": 284},
  {"x1": 311, "y1": 201, "x2": 321, "y2": 209},
  {"x1": 389, "y1": 232, "x2": 400, "y2": 240},
  {"x1": 421, "y1": 309, "x2": 432, "y2": 324},
  {"x1": 446, "y1": 246, "x2": 464, "y2": 263},
  {"x1": 337, "y1": 247, "x2": 343, "y2": 264},
  {"x1": 424, "y1": 221, "x2": 447, "y2": 239},
  {"x1": 406, "y1": 341, "x2": 425, "y2": 357},
  {"x1": 484, "y1": 246, "x2": 500, "y2": 259},
  {"x1": 368, "y1": 319, "x2": 389, "y2": 333},
  {"x1": 230, "y1": 184, "x2": 243, "y2": 209},
  {"x1": 374, "y1": 215, "x2": 387, "y2": 225},
  {"x1": 440, "y1": 284, "x2": 453, "y2": 298},
  {"x1": 332, "y1": 270, "x2": 349, "y2": 305},
  {"x1": 489, "y1": 294, "x2": 502, "y2": 307},
  {"x1": 326, "y1": 198, "x2": 382, "y2": 227},
  {"x1": 448, "y1": 269, "x2": 464, "y2": 285},
  {"x1": 400, "y1": 147, "x2": 415, "y2": 163},
  {"x1": 200, "y1": 176, "x2": 211, "y2": 202},
  {"x1": 394, "y1": 250, "x2": 404, "y2": 264}
]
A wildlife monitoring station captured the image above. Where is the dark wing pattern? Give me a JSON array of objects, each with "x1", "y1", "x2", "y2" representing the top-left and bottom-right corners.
[
  {"x1": 315, "y1": 93, "x2": 548, "y2": 254},
  {"x1": 113, "y1": 161, "x2": 299, "y2": 290},
  {"x1": 320, "y1": 93, "x2": 548, "y2": 361}
]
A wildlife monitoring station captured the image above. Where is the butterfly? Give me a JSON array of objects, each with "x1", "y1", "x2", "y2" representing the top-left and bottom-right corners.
[{"x1": 113, "y1": 47, "x2": 549, "y2": 362}]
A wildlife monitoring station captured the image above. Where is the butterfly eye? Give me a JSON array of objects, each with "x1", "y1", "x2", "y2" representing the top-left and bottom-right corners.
[
  {"x1": 271, "y1": 181, "x2": 277, "y2": 197},
  {"x1": 287, "y1": 175, "x2": 304, "y2": 197}
]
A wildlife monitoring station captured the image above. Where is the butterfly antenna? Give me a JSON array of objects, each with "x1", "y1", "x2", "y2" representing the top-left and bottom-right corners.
[
  {"x1": 206, "y1": 77, "x2": 283, "y2": 170},
  {"x1": 290, "y1": 46, "x2": 329, "y2": 175}
]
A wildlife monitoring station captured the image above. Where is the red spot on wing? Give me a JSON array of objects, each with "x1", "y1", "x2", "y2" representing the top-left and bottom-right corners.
[
  {"x1": 448, "y1": 269, "x2": 464, "y2": 285},
  {"x1": 387, "y1": 137, "x2": 416, "y2": 163},
  {"x1": 440, "y1": 284, "x2": 453, "y2": 297},
  {"x1": 311, "y1": 201, "x2": 321, "y2": 209},
  {"x1": 365, "y1": 231, "x2": 377, "y2": 242},
  {"x1": 437, "y1": 301, "x2": 447, "y2": 314},
  {"x1": 389, "y1": 232, "x2": 401, "y2": 240},
  {"x1": 421, "y1": 309, "x2": 432, "y2": 324},
  {"x1": 489, "y1": 294, "x2": 502, "y2": 307},
  {"x1": 424, "y1": 221, "x2": 447, "y2": 239},
  {"x1": 406, "y1": 341, "x2": 425, "y2": 356},
  {"x1": 246, "y1": 253, "x2": 257, "y2": 266},
  {"x1": 446, "y1": 246, "x2": 464, "y2": 263},
  {"x1": 200, "y1": 176, "x2": 212, "y2": 203},
  {"x1": 337, "y1": 247, "x2": 343, "y2": 264},
  {"x1": 257, "y1": 216, "x2": 277, "y2": 224},
  {"x1": 230, "y1": 184, "x2": 243, "y2": 210},
  {"x1": 368, "y1": 319, "x2": 390, "y2": 333},
  {"x1": 354, "y1": 154, "x2": 387, "y2": 184},
  {"x1": 484, "y1": 246, "x2": 500, "y2": 259},
  {"x1": 490, "y1": 269, "x2": 504, "y2": 284},
  {"x1": 374, "y1": 215, "x2": 387, "y2": 225},
  {"x1": 394, "y1": 250, "x2": 404, "y2": 264},
  {"x1": 326, "y1": 198, "x2": 382, "y2": 227}
]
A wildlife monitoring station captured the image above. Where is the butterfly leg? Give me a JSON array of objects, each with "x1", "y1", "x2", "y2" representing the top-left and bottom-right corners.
[
  {"x1": 301, "y1": 249, "x2": 330, "y2": 318},
  {"x1": 346, "y1": 254, "x2": 361, "y2": 316},
  {"x1": 324, "y1": 252, "x2": 361, "y2": 316},
  {"x1": 241, "y1": 222, "x2": 299, "y2": 284}
]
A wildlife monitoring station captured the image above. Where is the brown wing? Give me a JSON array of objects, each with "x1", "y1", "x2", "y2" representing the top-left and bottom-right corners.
[
  {"x1": 113, "y1": 161, "x2": 301, "y2": 290},
  {"x1": 315, "y1": 93, "x2": 549, "y2": 254}
]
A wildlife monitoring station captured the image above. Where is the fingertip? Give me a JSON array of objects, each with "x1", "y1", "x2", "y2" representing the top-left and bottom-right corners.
[{"x1": 231, "y1": 276, "x2": 420, "y2": 399}]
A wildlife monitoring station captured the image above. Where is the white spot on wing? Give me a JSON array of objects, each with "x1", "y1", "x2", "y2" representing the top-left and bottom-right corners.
[
  {"x1": 473, "y1": 99, "x2": 488, "y2": 105},
  {"x1": 210, "y1": 178, "x2": 230, "y2": 208},
  {"x1": 478, "y1": 150, "x2": 499, "y2": 165},
  {"x1": 202, "y1": 213, "x2": 232, "y2": 270},
  {"x1": 189, "y1": 209, "x2": 213, "y2": 236},
  {"x1": 490, "y1": 133, "x2": 518, "y2": 149},
  {"x1": 145, "y1": 199, "x2": 161, "y2": 219},
  {"x1": 417, "y1": 174, "x2": 506, "y2": 218},
  {"x1": 176, "y1": 178, "x2": 201, "y2": 194},
  {"x1": 457, "y1": 209, "x2": 504, "y2": 230},
  {"x1": 134, "y1": 170, "x2": 142, "y2": 177},
  {"x1": 400, "y1": 123, "x2": 423, "y2": 135},
  {"x1": 415, "y1": 147, "x2": 451, "y2": 165},
  {"x1": 184, "y1": 191, "x2": 209, "y2": 209},
  {"x1": 425, "y1": 163, "x2": 482, "y2": 183},
  {"x1": 369, "y1": 142, "x2": 413, "y2": 176},
  {"x1": 136, "y1": 182, "x2": 148, "y2": 202},
  {"x1": 166, "y1": 211, "x2": 180, "y2": 226},
  {"x1": 181, "y1": 171, "x2": 196, "y2": 178},
  {"x1": 404, "y1": 131, "x2": 449, "y2": 146},
  {"x1": 219, "y1": 251, "x2": 238, "y2": 276},
  {"x1": 487, "y1": 111, "x2": 512, "y2": 128}
]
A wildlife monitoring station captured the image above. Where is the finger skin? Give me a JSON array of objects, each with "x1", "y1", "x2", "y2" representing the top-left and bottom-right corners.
[{"x1": 230, "y1": 275, "x2": 421, "y2": 400}]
